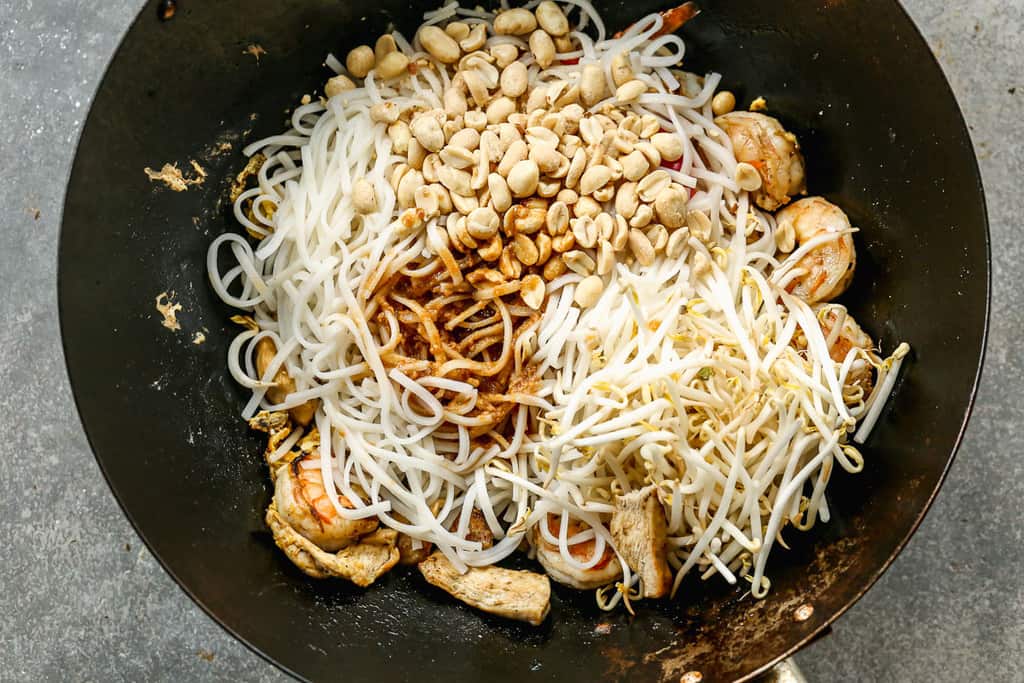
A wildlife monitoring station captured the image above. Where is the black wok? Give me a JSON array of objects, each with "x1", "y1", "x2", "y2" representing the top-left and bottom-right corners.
[{"x1": 59, "y1": 0, "x2": 989, "y2": 680}]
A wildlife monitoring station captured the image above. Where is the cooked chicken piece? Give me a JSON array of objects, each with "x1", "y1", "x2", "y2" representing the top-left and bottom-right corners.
[
  {"x1": 255, "y1": 337, "x2": 317, "y2": 426},
  {"x1": 397, "y1": 533, "x2": 434, "y2": 565},
  {"x1": 267, "y1": 505, "x2": 400, "y2": 586},
  {"x1": 248, "y1": 409, "x2": 290, "y2": 434},
  {"x1": 418, "y1": 552, "x2": 551, "y2": 625},
  {"x1": 273, "y1": 454, "x2": 378, "y2": 551},
  {"x1": 533, "y1": 515, "x2": 622, "y2": 590},
  {"x1": 248, "y1": 410, "x2": 297, "y2": 477},
  {"x1": 463, "y1": 508, "x2": 495, "y2": 549},
  {"x1": 610, "y1": 485, "x2": 672, "y2": 598}
]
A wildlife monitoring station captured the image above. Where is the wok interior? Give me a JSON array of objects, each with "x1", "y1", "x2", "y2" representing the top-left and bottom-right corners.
[{"x1": 59, "y1": 0, "x2": 987, "y2": 680}]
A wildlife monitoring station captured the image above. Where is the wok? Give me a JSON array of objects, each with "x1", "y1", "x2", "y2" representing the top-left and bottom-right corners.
[{"x1": 59, "y1": 0, "x2": 989, "y2": 680}]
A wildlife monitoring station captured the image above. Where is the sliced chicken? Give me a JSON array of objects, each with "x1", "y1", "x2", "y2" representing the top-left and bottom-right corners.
[
  {"x1": 397, "y1": 533, "x2": 434, "y2": 565},
  {"x1": 610, "y1": 485, "x2": 672, "y2": 598},
  {"x1": 533, "y1": 515, "x2": 622, "y2": 590},
  {"x1": 463, "y1": 508, "x2": 495, "y2": 550},
  {"x1": 255, "y1": 337, "x2": 317, "y2": 426},
  {"x1": 267, "y1": 504, "x2": 399, "y2": 586},
  {"x1": 418, "y1": 552, "x2": 551, "y2": 625}
]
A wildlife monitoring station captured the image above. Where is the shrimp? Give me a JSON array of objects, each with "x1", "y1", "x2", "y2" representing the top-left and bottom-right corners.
[
  {"x1": 715, "y1": 111, "x2": 807, "y2": 211},
  {"x1": 612, "y1": 2, "x2": 700, "y2": 38},
  {"x1": 273, "y1": 453, "x2": 378, "y2": 551},
  {"x1": 816, "y1": 304, "x2": 879, "y2": 400},
  {"x1": 776, "y1": 197, "x2": 856, "y2": 304},
  {"x1": 267, "y1": 505, "x2": 399, "y2": 585},
  {"x1": 533, "y1": 515, "x2": 622, "y2": 589}
]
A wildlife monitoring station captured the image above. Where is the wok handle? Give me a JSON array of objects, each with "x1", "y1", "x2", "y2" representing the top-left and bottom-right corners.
[{"x1": 760, "y1": 658, "x2": 807, "y2": 683}]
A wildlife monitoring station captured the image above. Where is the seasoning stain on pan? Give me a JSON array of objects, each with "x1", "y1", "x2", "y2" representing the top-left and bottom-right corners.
[
  {"x1": 144, "y1": 161, "x2": 207, "y2": 192},
  {"x1": 155, "y1": 292, "x2": 183, "y2": 331}
]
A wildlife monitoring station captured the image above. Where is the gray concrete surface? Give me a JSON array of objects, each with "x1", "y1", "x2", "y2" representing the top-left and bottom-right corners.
[{"x1": 1, "y1": 0, "x2": 1021, "y2": 681}]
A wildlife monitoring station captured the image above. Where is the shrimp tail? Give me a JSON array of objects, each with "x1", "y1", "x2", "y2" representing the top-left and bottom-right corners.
[{"x1": 613, "y1": 2, "x2": 701, "y2": 39}]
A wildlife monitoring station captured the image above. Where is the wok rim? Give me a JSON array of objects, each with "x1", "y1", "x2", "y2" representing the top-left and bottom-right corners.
[{"x1": 56, "y1": 1, "x2": 991, "y2": 680}]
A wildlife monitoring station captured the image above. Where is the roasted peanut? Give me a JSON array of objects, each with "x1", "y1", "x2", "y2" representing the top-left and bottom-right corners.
[
  {"x1": 564, "y1": 250, "x2": 596, "y2": 275},
  {"x1": 615, "y1": 79, "x2": 646, "y2": 103},
  {"x1": 460, "y1": 23, "x2": 488, "y2": 52},
  {"x1": 579, "y1": 165, "x2": 612, "y2": 196},
  {"x1": 494, "y1": 8, "x2": 537, "y2": 35},
  {"x1": 376, "y1": 51, "x2": 409, "y2": 80},
  {"x1": 467, "y1": 207, "x2": 500, "y2": 240},
  {"x1": 574, "y1": 275, "x2": 604, "y2": 307},
  {"x1": 387, "y1": 121, "x2": 411, "y2": 154},
  {"x1": 628, "y1": 228, "x2": 655, "y2": 266},
  {"x1": 611, "y1": 52, "x2": 633, "y2": 87},
  {"x1": 580, "y1": 64, "x2": 607, "y2": 107},
  {"x1": 419, "y1": 26, "x2": 460, "y2": 63},
  {"x1": 513, "y1": 233, "x2": 540, "y2": 265},
  {"x1": 500, "y1": 61, "x2": 528, "y2": 97},
  {"x1": 653, "y1": 185, "x2": 689, "y2": 228},
  {"x1": 543, "y1": 255, "x2": 567, "y2": 280},
  {"x1": 573, "y1": 195, "x2": 602, "y2": 219},
  {"x1": 735, "y1": 162, "x2": 763, "y2": 191},
  {"x1": 353, "y1": 179, "x2": 378, "y2": 214},
  {"x1": 375, "y1": 34, "x2": 397, "y2": 61},
  {"x1": 325, "y1": 74, "x2": 356, "y2": 97},
  {"x1": 491, "y1": 43, "x2": 520, "y2": 68},
  {"x1": 651, "y1": 132, "x2": 684, "y2": 162},
  {"x1": 507, "y1": 159, "x2": 540, "y2": 197},
  {"x1": 637, "y1": 169, "x2": 671, "y2": 202},
  {"x1": 346, "y1": 45, "x2": 375, "y2": 78},
  {"x1": 535, "y1": 1, "x2": 570, "y2": 36},
  {"x1": 521, "y1": 274, "x2": 546, "y2": 309},
  {"x1": 596, "y1": 239, "x2": 615, "y2": 275},
  {"x1": 614, "y1": 181, "x2": 639, "y2": 218},
  {"x1": 529, "y1": 30, "x2": 556, "y2": 69},
  {"x1": 711, "y1": 90, "x2": 736, "y2": 116}
]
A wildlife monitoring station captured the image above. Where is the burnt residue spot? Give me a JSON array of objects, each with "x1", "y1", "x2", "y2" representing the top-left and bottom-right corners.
[
  {"x1": 244, "y1": 44, "x2": 268, "y2": 62},
  {"x1": 1009, "y1": 87, "x2": 1017, "y2": 95},
  {"x1": 157, "y1": 0, "x2": 176, "y2": 22}
]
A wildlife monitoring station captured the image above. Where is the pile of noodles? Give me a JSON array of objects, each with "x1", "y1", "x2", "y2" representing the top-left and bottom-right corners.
[{"x1": 208, "y1": 0, "x2": 908, "y2": 607}]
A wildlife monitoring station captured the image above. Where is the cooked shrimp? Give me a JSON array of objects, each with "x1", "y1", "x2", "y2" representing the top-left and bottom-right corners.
[
  {"x1": 715, "y1": 111, "x2": 807, "y2": 211},
  {"x1": 613, "y1": 1, "x2": 700, "y2": 38},
  {"x1": 533, "y1": 515, "x2": 621, "y2": 589},
  {"x1": 267, "y1": 505, "x2": 399, "y2": 585},
  {"x1": 817, "y1": 304, "x2": 878, "y2": 399},
  {"x1": 776, "y1": 197, "x2": 856, "y2": 304},
  {"x1": 273, "y1": 453, "x2": 378, "y2": 551}
]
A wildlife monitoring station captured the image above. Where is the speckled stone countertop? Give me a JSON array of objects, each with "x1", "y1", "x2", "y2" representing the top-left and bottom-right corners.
[{"x1": 1, "y1": 0, "x2": 1021, "y2": 680}]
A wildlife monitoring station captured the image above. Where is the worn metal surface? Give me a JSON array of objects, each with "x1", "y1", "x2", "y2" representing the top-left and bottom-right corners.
[{"x1": 1, "y1": 0, "x2": 1020, "y2": 681}]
